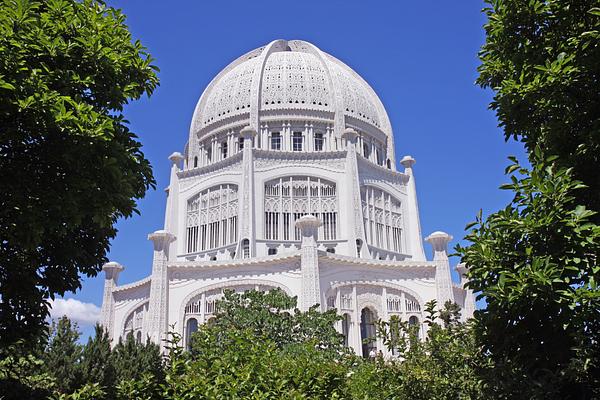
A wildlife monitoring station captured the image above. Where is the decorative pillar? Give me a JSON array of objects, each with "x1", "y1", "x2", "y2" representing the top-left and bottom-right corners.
[
  {"x1": 343, "y1": 128, "x2": 370, "y2": 258},
  {"x1": 146, "y1": 230, "x2": 176, "y2": 349},
  {"x1": 100, "y1": 261, "x2": 124, "y2": 344},
  {"x1": 296, "y1": 215, "x2": 322, "y2": 311},
  {"x1": 236, "y1": 126, "x2": 256, "y2": 258},
  {"x1": 165, "y1": 152, "x2": 183, "y2": 256},
  {"x1": 456, "y1": 263, "x2": 475, "y2": 320},
  {"x1": 400, "y1": 156, "x2": 426, "y2": 261},
  {"x1": 425, "y1": 231, "x2": 455, "y2": 308}
]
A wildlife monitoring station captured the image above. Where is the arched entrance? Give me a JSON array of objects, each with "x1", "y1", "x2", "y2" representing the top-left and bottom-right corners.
[{"x1": 360, "y1": 307, "x2": 377, "y2": 358}]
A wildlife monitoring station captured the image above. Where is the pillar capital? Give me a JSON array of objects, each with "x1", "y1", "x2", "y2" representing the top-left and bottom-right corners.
[
  {"x1": 425, "y1": 231, "x2": 453, "y2": 253},
  {"x1": 240, "y1": 125, "x2": 257, "y2": 140},
  {"x1": 168, "y1": 151, "x2": 184, "y2": 165},
  {"x1": 342, "y1": 127, "x2": 358, "y2": 143},
  {"x1": 400, "y1": 155, "x2": 416, "y2": 169},
  {"x1": 148, "y1": 230, "x2": 176, "y2": 252},
  {"x1": 295, "y1": 215, "x2": 321, "y2": 246},
  {"x1": 102, "y1": 261, "x2": 124, "y2": 281}
]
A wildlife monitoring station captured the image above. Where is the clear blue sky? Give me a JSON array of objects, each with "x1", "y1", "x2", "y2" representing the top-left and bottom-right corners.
[{"x1": 67, "y1": 0, "x2": 526, "y2": 337}]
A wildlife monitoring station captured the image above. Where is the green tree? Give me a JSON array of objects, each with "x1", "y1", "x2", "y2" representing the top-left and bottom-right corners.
[
  {"x1": 80, "y1": 325, "x2": 115, "y2": 398},
  {"x1": 195, "y1": 288, "x2": 344, "y2": 354},
  {"x1": 0, "y1": 342, "x2": 56, "y2": 400},
  {"x1": 477, "y1": 0, "x2": 600, "y2": 214},
  {"x1": 360, "y1": 300, "x2": 489, "y2": 400},
  {"x1": 458, "y1": 158, "x2": 600, "y2": 398},
  {"x1": 0, "y1": 0, "x2": 158, "y2": 346},
  {"x1": 112, "y1": 332, "x2": 163, "y2": 386},
  {"x1": 43, "y1": 317, "x2": 82, "y2": 394}
]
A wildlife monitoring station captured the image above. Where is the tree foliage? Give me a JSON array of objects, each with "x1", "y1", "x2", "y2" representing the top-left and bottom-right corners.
[
  {"x1": 458, "y1": 158, "x2": 600, "y2": 398},
  {"x1": 193, "y1": 288, "x2": 345, "y2": 354},
  {"x1": 477, "y1": 0, "x2": 600, "y2": 213},
  {"x1": 0, "y1": 0, "x2": 158, "y2": 346},
  {"x1": 354, "y1": 300, "x2": 490, "y2": 400}
]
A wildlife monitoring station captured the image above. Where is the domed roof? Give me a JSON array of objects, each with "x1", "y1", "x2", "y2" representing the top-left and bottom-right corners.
[{"x1": 189, "y1": 39, "x2": 393, "y2": 141}]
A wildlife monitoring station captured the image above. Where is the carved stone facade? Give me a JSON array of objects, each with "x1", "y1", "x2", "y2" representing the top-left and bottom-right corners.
[{"x1": 100, "y1": 39, "x2": 475, "y2": 356}]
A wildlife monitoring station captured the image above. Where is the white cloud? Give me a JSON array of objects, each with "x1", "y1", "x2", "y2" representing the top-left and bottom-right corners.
[{"x1": 48, "y1": 298, "x2": 101, "y2": 327}]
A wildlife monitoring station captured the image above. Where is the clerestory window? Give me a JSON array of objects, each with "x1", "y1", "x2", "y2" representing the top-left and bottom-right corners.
[
  {"x1": 271, "y1": 132, "x2": 281, "y2": 150},
  {"x1": 292, "y1": 132, "x2": 303, "y2": 151},
  {"x1": 314, "y1": 132, "x2": 324, "y2": 151}
]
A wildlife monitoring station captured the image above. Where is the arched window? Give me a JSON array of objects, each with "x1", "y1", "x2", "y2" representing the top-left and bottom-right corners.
[
  {"x1": 136, "y1": 331, "x2": 142, "y2": 343},
  {"x1": 242, "y1": 239, "x2": 250, "y2": 258},
  {"x1": 342, "y1": 313, "x2": 351, "y2": 347},
  {"x1": 360, "y1": 308, "x2": 377, "y2": 358},
  {"x1": 186, "y1": 184, "x2": 238, "y2": 253},
  {"x1": 193, "y1": 156, "x2": 198, "y2": 168},
  {"x1": 361, "y1": 186, "x2": 402, "y2": 254},
  {"x1": 264, "y1": 176, "x2": 337, "y2": 241},
  {"x1": 356, "y1": 239, "x2": 362, "y2": 257},
  {"x1": 409, "y1": 315, "x2": 419, "y2": 326},
  {"x1": 386, "y1": 159, "x2": 391, "y2": 169},
  {"x1": 186, "y1": 318, "x2": 198, "y2": 350}
]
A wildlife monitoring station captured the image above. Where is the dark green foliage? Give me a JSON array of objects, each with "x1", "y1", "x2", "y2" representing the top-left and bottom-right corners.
[
  {"x1": 166, "y1": 328, "x2": 348, "y2": 399},
  {"x1": 477, "y1": 0, "x2": 600, "y2": 215},
  {"x1": 43, "y1": 317, "x2": 82, "y2": 394},
  {"x1": 80, "y1": 325, "x2": 115, "y2": 398},
  {"x1": 112, "y1": 332, "x2": 163, "y2": 385},
  {"x1": 458, "y1": 158, "x2": 600, "y2": 398},
  {"x1": 0, "y1": 0, "x2": 158, "y2": 346}
]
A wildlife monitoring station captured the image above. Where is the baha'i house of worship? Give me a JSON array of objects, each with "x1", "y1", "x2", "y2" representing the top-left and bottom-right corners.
[{"x1": 100, "y1": 39, "x2": 475, "y2": 357}]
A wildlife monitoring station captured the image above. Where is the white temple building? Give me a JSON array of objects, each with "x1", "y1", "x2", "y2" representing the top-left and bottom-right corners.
[{"x1": 100, "y1": 39, "x2": 475, "y2": 357}]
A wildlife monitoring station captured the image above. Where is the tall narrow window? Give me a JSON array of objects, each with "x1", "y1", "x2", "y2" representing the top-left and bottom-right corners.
[
  {"x1": 193, "y1": 156, "x2": 198, "y2": 168},
  {"x1": 186, "y1": 318, "x2": 198, "y2": 350},
  {"x1": 270, "y1": 132, "x2": 281, "y2": 150},
  {"x1": 314, "y1": 132, "x2": 324, "y2": 151},
  {"x1": 221, "y1": 141, "x2": 228, "y2": 159},
  {"x1": 376, "y1": 149, "x2": 383, "y2": 166},
  {"x1": 242, "y1": 239, "x2": 250, "y2": 258},
  {"x1": 238, "y1": 137, "x2": 244, "y2": 150},
  {"x1": 206, "y1": 147, "x2": 212, "y2": 162},
  {"x1": 360, "y1": 308, "x2": 377, "y2": 357},
  {"x1": 342, "y1": 313, "x2": 351, "y2": 347},
  {"x1": 292, "y1": 132, "x2": 303, "y2": 151},
  {"x1": 363, "y1": 142, "x2": 370, "y2": 158}
]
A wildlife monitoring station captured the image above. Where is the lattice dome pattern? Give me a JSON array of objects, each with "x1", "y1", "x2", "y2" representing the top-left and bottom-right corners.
[{"x1": 190, "y1": 39, "x2": 392, "y2": 140}]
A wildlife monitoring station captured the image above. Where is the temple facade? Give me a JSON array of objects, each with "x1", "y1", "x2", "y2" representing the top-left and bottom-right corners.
[{"x1": 100, "y1": 39, "x2": 475, "y2": 357}]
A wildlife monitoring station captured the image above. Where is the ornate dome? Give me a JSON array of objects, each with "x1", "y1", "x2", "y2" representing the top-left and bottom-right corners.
[{"x1": 189, "y1": 39, "x2": 393, "y2": 142}]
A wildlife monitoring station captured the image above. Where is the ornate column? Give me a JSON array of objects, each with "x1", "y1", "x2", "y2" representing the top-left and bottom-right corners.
[
  {"x1": 456, "y1": 263, "x2": 475, "y2": 320},
  {"x1": 165, "y1": 152, "x2": 183, "y2": 256},
  {"x1": 100, "y1": 261, "x2": 124, "y2": 344},
  {"x1": 343, "y1": 128, "x2": 369, "y2": 258},
  {"x1": 146, "y1": 230, "x2": 175, "y2": 349},
  {"x1": 296, "y1": 215, "x2": 322, "y2": 311},
  {"x1": 236, "y1": 126, "x2": 256, "y2": 258},
  {"x1": 425, "y1": 231, "x2": 455, "y2": 308},
  {"x1": 400, "y1": 156, "x2": 426, "y2": 261}
]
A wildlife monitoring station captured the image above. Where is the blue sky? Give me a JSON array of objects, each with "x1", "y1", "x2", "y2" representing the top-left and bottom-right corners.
[{"x1": 58, "y1": 1, "x2": 526, "y2": 338}]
